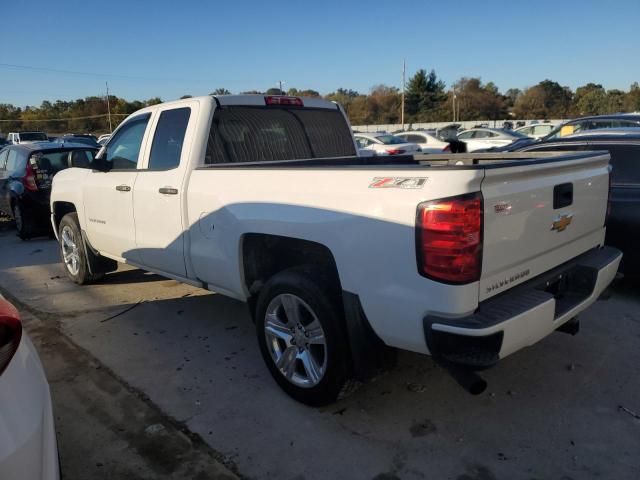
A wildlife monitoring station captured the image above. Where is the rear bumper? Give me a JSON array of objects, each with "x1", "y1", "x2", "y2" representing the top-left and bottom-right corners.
[{"x1": 423, "y1": 246, "x2": 622, "y2": 369}]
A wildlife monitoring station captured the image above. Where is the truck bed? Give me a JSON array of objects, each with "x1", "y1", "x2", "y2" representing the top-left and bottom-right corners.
[{"x1": 195, "y1": 151, "x2": 606, "y2": 169}]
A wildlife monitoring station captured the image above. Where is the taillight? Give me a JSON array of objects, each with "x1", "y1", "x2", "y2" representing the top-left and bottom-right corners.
[
  {"x1": 265, "y1": 96, "x2": 303, "y2": 106},
  {"x1": 0, "y1": 298, "x2": 22, "y2": 376},
  {"x1": 386, "y1": 149, "x2": 405, "y2": 155},
  {"x1": 442, "y1": 144, "x2": 451, "y2": 152},
  {"x1": 23, "y1": 161, "x2": 38, "y2": 191},
  {"x1": 416, "y1": 192, "x2": 483, "y2": 284}
]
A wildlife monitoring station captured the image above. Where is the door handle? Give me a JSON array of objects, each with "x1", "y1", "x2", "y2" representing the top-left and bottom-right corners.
[
  {"x1": 159, "y1": 187, "x2": 178, "y2": 195},
  {"x1": 115, "y1": 184, "x2": 131, "y2": 192}
]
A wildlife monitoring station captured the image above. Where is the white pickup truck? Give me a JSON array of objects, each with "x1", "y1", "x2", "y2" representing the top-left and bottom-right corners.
[{"x1": 50, "y1": 95, "x2": 621, "y2": 405}]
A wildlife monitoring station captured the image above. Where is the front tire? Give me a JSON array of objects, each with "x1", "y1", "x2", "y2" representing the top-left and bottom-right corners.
[
  {"x1": 256, "y1": 266, "x2": 351, "y2": 406},
  {"x1": 58, "y1": 213, "x2": 104, "y2": 284}
]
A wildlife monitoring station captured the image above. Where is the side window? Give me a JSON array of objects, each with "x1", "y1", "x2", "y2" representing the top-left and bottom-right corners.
[
  {"x1": 0, "y1": 149, "x2": 8, "y2": 170},
  {"x1": 598, "y1": 144, "x2": 640, "y2": 185},
  {"x1": 457, "y1": 131, "x2": 473, "y2": 139},
  {"x1": 105, "y1": 114, "x2": 151, "y2": 170},
  {"x1": 355, "y1": 137, "x2": 369, "y2": 148},
  {"x1": 406, "y1": 134, "x2": 423, "y2": 143},
  {"x1": 474, "y1": 130, "x2": 489, "y2": 138},
  {"x1": 70, "y1": 150, "x2": 95, "y2": 168},
  {"x1": 148, "y1": 107, "x2": 191, "y2": 170},
  {"x1": 6, "y1": 149, "x2": 20, "y2": 171}
]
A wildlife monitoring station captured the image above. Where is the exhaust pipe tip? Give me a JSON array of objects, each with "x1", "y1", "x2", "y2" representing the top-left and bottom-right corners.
[
  {"x1": 439, "y1": 360, "x2": 488, "y2": 395},
  {"x1": 468, "y1": 377, "x2": 488, "y2": 396}
]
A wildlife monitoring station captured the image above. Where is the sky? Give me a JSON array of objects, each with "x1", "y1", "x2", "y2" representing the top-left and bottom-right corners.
[{"x1": 2, "y1": 0, "x2": 640, "y2": 107}]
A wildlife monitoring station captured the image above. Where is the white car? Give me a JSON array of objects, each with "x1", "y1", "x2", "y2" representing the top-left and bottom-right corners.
[
  {"x1": 394, "y1": 131, "x2": 450, "y2": 153},
  {"x1": 51, "y1": 94, "x2": 620, "y2": 405},
  {"x1": 7, "y1": 132, "x2": 49, "y2": 144},
  {"x1": 354, "y1": 132, "x2": 421, "y2": 156},
  {"x1": 0, "y1": 295, "x2": 59, "y2": 479},
  {"x1": 457, "y1": 128, "x2": 526, "y2": 152},
  {"x1": 514, "y1": 123, "x2": 556, "y2": 139}
]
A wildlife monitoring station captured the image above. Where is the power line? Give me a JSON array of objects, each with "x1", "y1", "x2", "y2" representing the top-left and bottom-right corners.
[
  {"x1": 0, "y1": 113, "x2": 129, "y2": 122},
  {"x1": 0, "y1": 62, "x2": 255, "y2": 86}
]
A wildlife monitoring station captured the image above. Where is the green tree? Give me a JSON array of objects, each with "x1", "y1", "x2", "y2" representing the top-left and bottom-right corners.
[
  {"x1": 449, "y1": 77, "x2": 507, "y2": 121},
  {"x1": 211, "y1": 88, "x2": 231, "y2": 95},
  {"x1": 514, "y1": 80, "x2": 572, "y2": 119},
  {"x1": 287, "y1": 88, "x2": 320, "y2": 97},
  {"x1": 405, "y1": 69, "x2": 447, "y2": 121},
  {"x1": 574, "y1": 83, "x2": 607, "y2": 115}
]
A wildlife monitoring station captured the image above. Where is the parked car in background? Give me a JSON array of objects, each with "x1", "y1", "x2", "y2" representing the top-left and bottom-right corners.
[
  {"x1": 97, "y1": 134, "x2": 111, "y2": 145},
  {"x1": 59, "y1": 134, "x2": 100, "y2": 148},
  {"x1": 394, "y1": 130, "x2": 450, "y2": 153},
  {"x1": 7, "y1": 131, "x2": 48, "y2": 144},
  {"x1": 512, "y1": 129, "x2": 640, "y2": 272},
  {"x1": 0, "y1": 142, "x2": 97, "y2": 239},
  {"x1": 543, "y1": 114, "x2": 640, "y2": 140},
  {"x1": 354, "y1": 132, "x2": 421, "y2": 156},
  {"x1": 514, "y1": 122, "x2": 556, "y2": 139},
  {"x1": 456, "y1": 127, "x2": 527, "y2": 152},
  {"x1": 0, "y1": 294, "x2": 59, "y2": 480}
]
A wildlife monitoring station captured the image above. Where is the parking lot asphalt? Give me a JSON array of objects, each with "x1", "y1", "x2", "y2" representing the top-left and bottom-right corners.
[{"x1": 1, "y1": 228, "x2": 639, "y2": 480}]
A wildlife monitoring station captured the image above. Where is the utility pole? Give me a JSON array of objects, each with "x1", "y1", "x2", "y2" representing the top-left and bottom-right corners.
[
  {"x1": 401, "y1": 59, "x2": 406, "y2": 131},
  {"x1": 105, "y1": 82, "x2": 113, "y2": 133},
  {"x1": 278, "y1": 80, "x2": 284, "y2": 95},
  {"x1": 452, "y1": 87, "x2": 456, "y2": 122}
]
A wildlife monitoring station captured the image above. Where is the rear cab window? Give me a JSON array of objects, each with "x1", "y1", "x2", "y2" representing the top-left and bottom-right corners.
[{"x1": 205, "y1": 106, "x2": 356, "y2": 164}]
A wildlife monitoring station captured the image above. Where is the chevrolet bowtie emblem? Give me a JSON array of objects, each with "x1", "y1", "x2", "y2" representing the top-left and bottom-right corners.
[{"x1": 551, "y1": 214, "x2": 573, "y2": 232}]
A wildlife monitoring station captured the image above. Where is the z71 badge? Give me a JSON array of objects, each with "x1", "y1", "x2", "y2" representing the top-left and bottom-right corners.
[{"x1": 369, "y1": 177, "x2": 428, "y2": 189}]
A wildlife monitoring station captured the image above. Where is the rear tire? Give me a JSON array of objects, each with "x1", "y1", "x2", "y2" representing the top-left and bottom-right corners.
[
  {"x1": 58, "y1": 212, "x2": 105, "y2": 284},
  {"x1": 12, "y1": 201, "x2": 35, "y2": 240},
  {"x1": 255, "y1": 266, "x2": 351, "y2": 406}
]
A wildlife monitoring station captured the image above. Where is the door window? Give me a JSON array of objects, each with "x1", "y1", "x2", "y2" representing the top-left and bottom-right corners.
[
  {"x1": 0, "y1": 149, "x2": 8, "y2": 170},
  {"x1": 6, "y1": 149, "x2": 21, "y2": 172},
  {"x1": 148, "y1": 107, "x2": 191, "y2": 170},
  {"x1": 457, "y1": 131, "x2": 473, "y2": 139},
  {"x1": 355, "y1": 137, "x2": 370, "y2": 148},
  {"x1": 105, "y1": 114, "x2": 151, "y2": 170}
]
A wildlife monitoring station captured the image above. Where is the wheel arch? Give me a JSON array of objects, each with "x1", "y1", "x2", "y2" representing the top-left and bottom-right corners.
[
  {"x1": 52, "y1": 201, "x2": 78, "y2": 234},
  {"x1": 240, "y1": 232, "x2": 394, "y2": 380}
]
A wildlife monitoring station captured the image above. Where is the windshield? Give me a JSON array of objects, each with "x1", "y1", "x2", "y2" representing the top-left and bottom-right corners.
[
  {"x1": 63, "y1": 136, "x2": 100, "y2": 147},
  {"x1": 506, "y1": 129, "x2": 530, "y2": 138},
  {"x1": 375, "y1": 135, "x2": 405, "y2": 145},
  {"x1": 20, "y1": 132, "x2": 48, "y2": 141}
]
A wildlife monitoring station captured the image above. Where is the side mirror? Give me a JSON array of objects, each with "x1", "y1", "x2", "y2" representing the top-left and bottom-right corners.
[{"x1": 90, "y1": 147, "x2": 110, "y2": 172}]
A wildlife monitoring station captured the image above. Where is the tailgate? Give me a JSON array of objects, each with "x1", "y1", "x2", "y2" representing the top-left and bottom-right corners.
[{"x1": 479, "y1": 151, "x2": 610, "y2": 301}]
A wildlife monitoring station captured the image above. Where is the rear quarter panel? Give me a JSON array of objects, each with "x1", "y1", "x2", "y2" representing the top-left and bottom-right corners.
[{"x1": 186, "y1": 166, "x2": 484, "y2": 353}]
